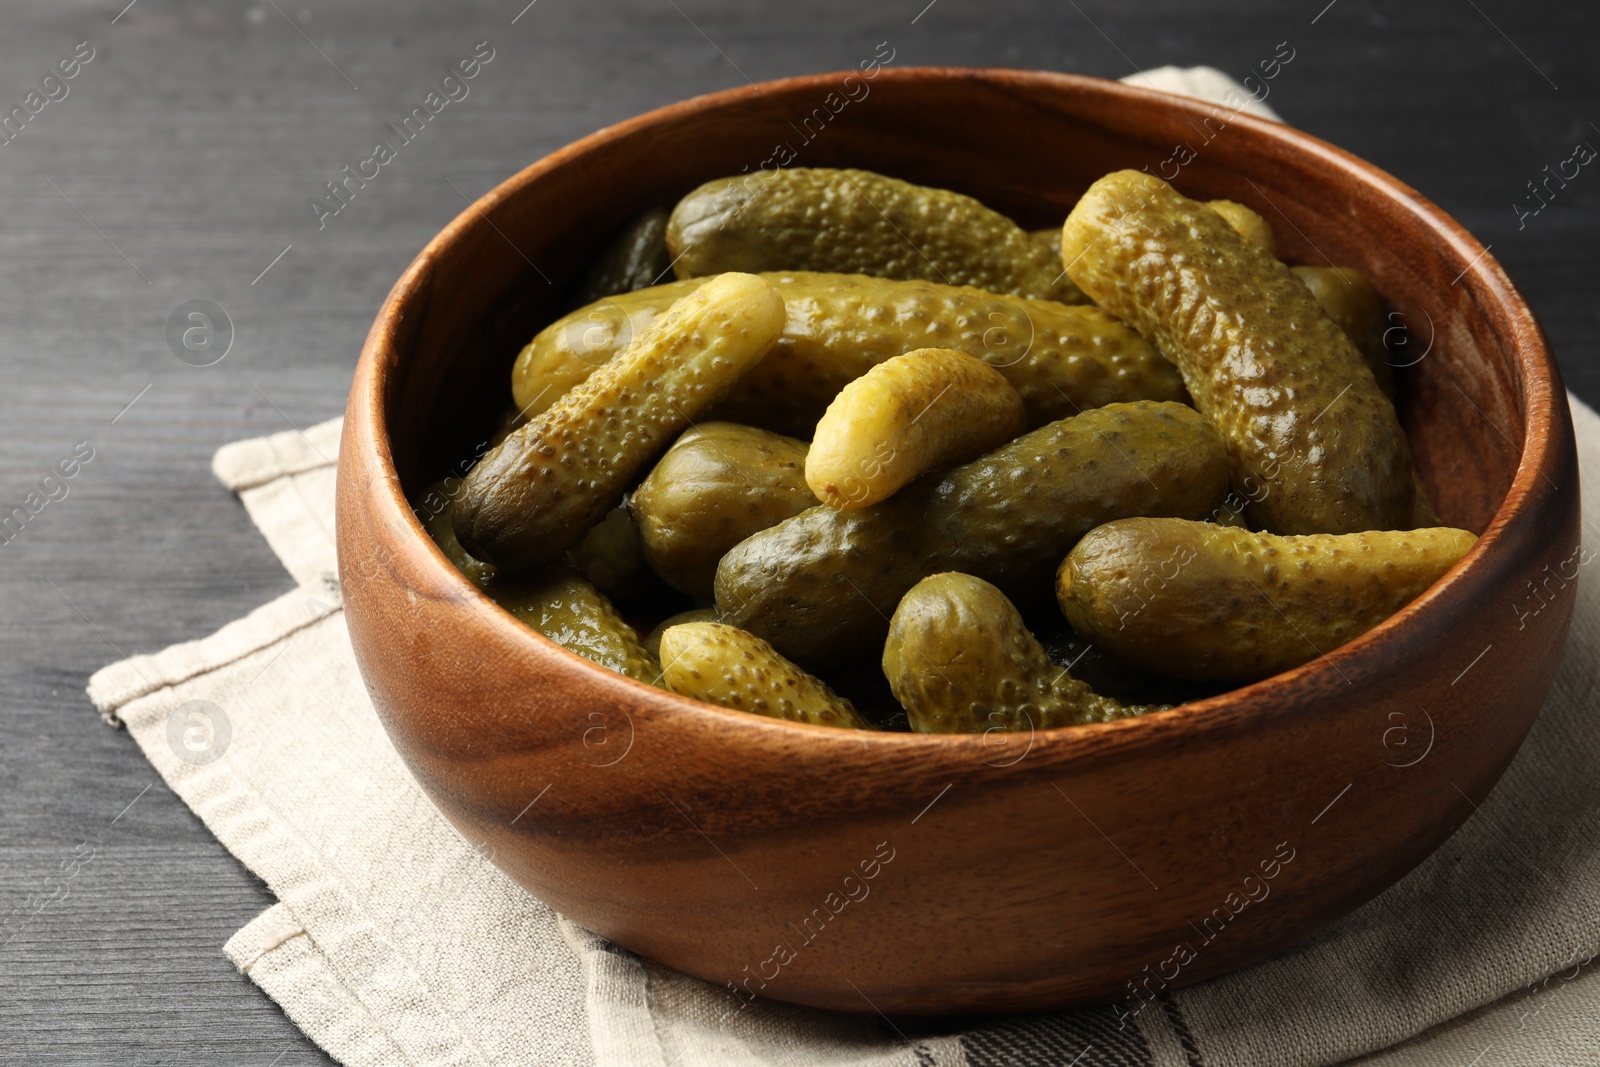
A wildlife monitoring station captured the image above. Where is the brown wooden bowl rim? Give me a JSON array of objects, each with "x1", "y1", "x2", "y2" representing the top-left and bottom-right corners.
[{"x1": 349, "y1": 66, "x2": 1566, "y2": 768}]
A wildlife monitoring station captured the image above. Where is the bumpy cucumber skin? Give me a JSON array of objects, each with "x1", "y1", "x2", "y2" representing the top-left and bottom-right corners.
[
  {"x1": 667, "y1": 167, "x2": 1087, "y2": 304},
  {"x1": 512, "y1": 271, "x2": 1186, "y2": 437},
  {"x1": 1207, "y1": 199, "x2": 1277, "y2": 256},
  {"x1": 572, "y1": 207, "x2": 672, "y2": 308},
  {"x1": 884, "y1": 573, "x2": 1156, "y2": 734},
  {"x1": 631, "y1": 422, "x2": 813, "y2": 598},
  {"x1": 659, "y1": 621, "x2": 869, "y2": 729},
  {"x1": 805, "y1": 348, "x2": 1025, "y2": 509},
  {"x1": 1030, "y1": 227, "x2": 1062, "y2": 262},
  {"x1": 1292, "y1": 265, "x2": 1397, "y2": 400},
  {"x1": 1062, "y1": 170, "x2": 1413, "y2": 535},
  {"x1": 492, "y1": 568, "x2": 663, "y2": 684},
  {"x1": 642, "y1": 607, "x2": 718, "y2": 661},
  {"x1": 1057, "y1": 517, "x2": 1477, "y2": 681},
  {"x1": 456, "y1": 273, "x2": 786, "y2": 572},
  {"x1": 511, "y1": 279, "x2": 703, "y2": 419},
  {"x1": 715, "y1": 401, "x2": 1230, "y2": 668},
  {"x1": 417, "y1": 481, "x2": 659, "y2": 683}
]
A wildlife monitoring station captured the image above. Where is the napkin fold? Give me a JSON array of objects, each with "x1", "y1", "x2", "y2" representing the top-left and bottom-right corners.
[{"x1": 88, "y1": 68, "x2": 1600, "y2": 1067}]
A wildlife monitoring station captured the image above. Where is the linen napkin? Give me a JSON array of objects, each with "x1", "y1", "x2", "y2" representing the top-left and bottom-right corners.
[{"x1": 88, "y1": 70, "x2": 1600, "y2": 1067}]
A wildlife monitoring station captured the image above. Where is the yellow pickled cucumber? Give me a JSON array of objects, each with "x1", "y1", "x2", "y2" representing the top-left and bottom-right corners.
[
  {"x1": 805, "y1": 348, "x2": 1025, "y2": 509},
  {"x1": 659, "y1": 621, "x2": 870, "y2": 728},
  {"x1": 511, "y1": 272, "x2": 1185, "y2": 437},
  {"x1": 643, "y1": 607, "x2": 718, "y2": 661},
  {"x1": 716, "y1": 401, "x2": 1230, "y2": 667},
  {"x1": 631, "y1": 422, "x2": 814, "y2": 598},
  {"x1": 1061, "y1": 170, "x2": 1414, "y2": 534},
  {"x1": 1206, "y1": 199, "x2": 1277, "y2": 256},
  {"x1": 511, "y1": 279, "x2": 701, "y2": 418},
  {"x1": 667, "y1": 167, "x2": 1086, "y2": 303},
  {"x1": 456, "y1": 272, "x2": 786, "y2": 571},
  {"x1": 1057, "y1": 517, "x2": 1477, "y2": 681},
  {"x1": 885, "y1": 573, "x2": 1158, "y2": 733}
]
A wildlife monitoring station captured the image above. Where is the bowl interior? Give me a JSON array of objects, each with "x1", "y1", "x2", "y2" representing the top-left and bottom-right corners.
[{"x1": 382, "y1": 69, "x2": 1530, "y2": 544}]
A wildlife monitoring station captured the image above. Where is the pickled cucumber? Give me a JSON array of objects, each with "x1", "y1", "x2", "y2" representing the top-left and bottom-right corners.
[
  {"x1": 668, "y1": 167, "x2": 1087, "y2": 303},
  {"x1": 511, "y1": 272, "x2": 1186, "y2": 437},
  {"x1": 1292, "y1": 266, "x2": 1396, "y2": 399},
  {"x1": 1201, "y1": 202, "x2": 1395, "y2": 397},
  {"x1": 643, "y1": 607, "x2": 718, "y2": 660},
  {"x1": 493, "y1": 567, "x2": 662, "y2": 684},
  {"x1": 417, "y1": 481, "x2": 659, "y2": 683},
  {"x1": 418, "y1": 479, "x2": 493, "y2": 586},
  {"x1": 1061, "y1": 170, "x2": 1414, "y2": 534},
  {"x1": 631, "y1": 422, "x2": 813, "y2": 598},
  {"x1": 514, "y1": 279, "x2": 701, "y2": 418},
  {"x1": 571, "y1": 207, "x2": 671, "y2": 307},
  {"x1": 455, "y1": 272, "x2": 786, "y2": 571},
  {"x1": 884, "y1": 573, "x2": 1157, "y2": 733},
  {"x1": 805, "y1": 349, "x2": 1025, "y2": 509},
  {"x1": 715, "y1": 401, "x2": 1230, "y2": 667},
  {"x1": 1031, "y1": 612, "x2": 1225, "y2": 708},
  {"x1": 1207, "y1": 199, "x2": 1277, "y2": 256},
  {"x1": 659, "y1": 621, "x2": 869, "y2": 728},
  {"x1": 1057, "y1": 518, "x2": 1477, "y2": 681},
  {"x1": 566, "y1": 502, "x2": 656, "y2": 601},
  {"x1": 1030, "y1": 227, "x2": 1062, "y2": 261}
]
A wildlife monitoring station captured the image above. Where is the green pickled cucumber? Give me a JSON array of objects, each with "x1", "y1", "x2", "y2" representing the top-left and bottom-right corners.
[
  {"x1": 1030, "y1": 611, "x2": 1225, "y2": 708},
  {"x1": 884, "y1": 573, "x2": 1159, "y2": 733},
  {"x1": 511, "y1": 272, "x2": 1186, "y2": 437},
  {"x1": 493, "y1": 567, "x2": 662, "y2": 684},
  {"x1": 715, "y1": 401, "x2": 1230, "y2": 667},
  {"x1": 1030, "y1": 227, "x2": 1062, "y2": 262},
  {"x1": 1292, "y1": 266, "x2": 1396, "y2": 400},
  {"x1": 416, "y1": 481, "x2": 659, "y2": 683},
  {"x1": 1195, "y1": 200, "x2": 1393, "y2": 399},
  {"x1": 1062, "y1": 171, "x2": 1414, "y2": 534},
  {"x1": 668, "y1": 167, "x2": 1087, "y2": 304},
  {"x1": 1057, "y1": 517, "x2": 1477, "y2": 681},
  {"x1": 571, "y1": 207, "x2": 672, "y2": 308},
  {"x1": 418, "y1": 480, "x2": 494, "y2": 586},
  {"x1": 566, "y1": 501, "x2": 658, "y2": 602},
  {"x1": 456, "y1": 272, "x2": 786, "y2": 572},
  {"x1": 631, "y1": 423, "x2": 813, "y2": 598},
  {"x1": 659, "y1": 621, "x2": 869, "y2": 728}
]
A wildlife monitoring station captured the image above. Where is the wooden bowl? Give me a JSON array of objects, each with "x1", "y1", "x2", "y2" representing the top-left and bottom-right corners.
[{"x1": 336, "y1": 68, "x2": 1579, "y2": 1015}]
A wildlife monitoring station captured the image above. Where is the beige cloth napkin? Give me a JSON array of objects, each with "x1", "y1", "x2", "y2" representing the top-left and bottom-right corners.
[
  {"x1": 87, "y1": 71, "x2": 1600, "y2": 1067},
  {"x1": 87, "y1": 398, "x2": 1600, "y2": 1067}
]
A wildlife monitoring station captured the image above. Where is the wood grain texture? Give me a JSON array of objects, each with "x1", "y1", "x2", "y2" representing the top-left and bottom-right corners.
[{"x1": 1, "y1": 0, "x2": 1596, "y2": 1059}]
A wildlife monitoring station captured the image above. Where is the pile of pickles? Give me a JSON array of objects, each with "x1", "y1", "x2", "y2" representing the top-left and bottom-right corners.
[{"x1": 417, "y1": 166, "x2": 1476, "y2": 734}]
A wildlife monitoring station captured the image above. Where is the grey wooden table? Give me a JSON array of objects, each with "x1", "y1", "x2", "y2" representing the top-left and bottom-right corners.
[{"x1": 0, "y1": 1, "x2": 1594, "y2": 1062}]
